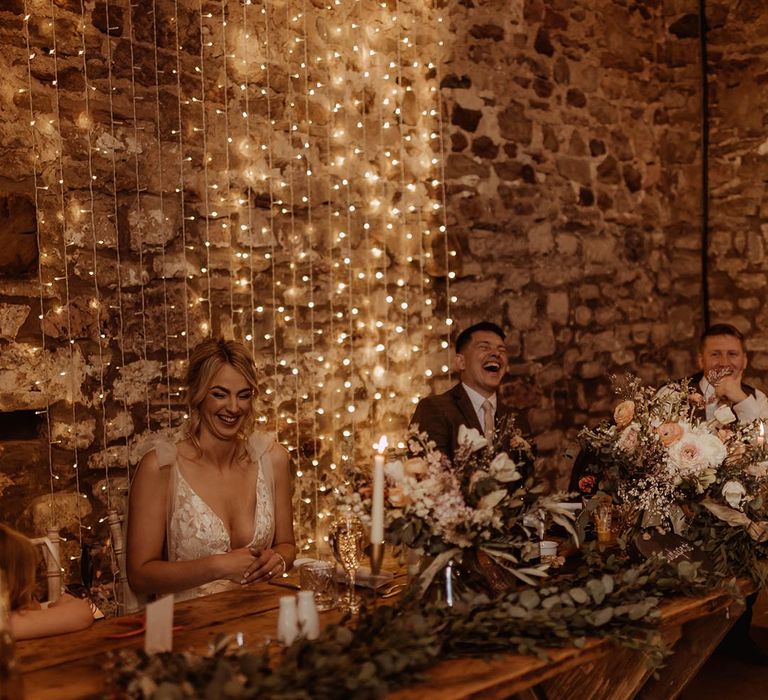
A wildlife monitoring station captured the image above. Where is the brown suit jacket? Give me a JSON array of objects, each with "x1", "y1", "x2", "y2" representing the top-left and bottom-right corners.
[{"x1": 409, "y1": 383, "x2": 510, "y2": 461}]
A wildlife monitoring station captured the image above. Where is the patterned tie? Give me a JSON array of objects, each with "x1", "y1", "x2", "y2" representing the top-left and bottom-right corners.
[{"x1": 482, "y1": 399, "x2": 494, "y2": 444}]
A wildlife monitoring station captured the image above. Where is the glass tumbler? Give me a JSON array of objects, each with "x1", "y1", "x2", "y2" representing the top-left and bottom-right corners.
[{"x1": 299, "y1": 561, "x2": 338, "y2": 612}]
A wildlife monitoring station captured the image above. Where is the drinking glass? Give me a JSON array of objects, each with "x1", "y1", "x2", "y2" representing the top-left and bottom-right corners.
[
  {"x1": 328, "y1": 510, "x2": 365, "y2": 613},
  {"x1": 594, "y1": 504, "x2": 613, "y2": 544},
  {"x1": 299, "y1": 561, "x2": 338, "y2": 612}
]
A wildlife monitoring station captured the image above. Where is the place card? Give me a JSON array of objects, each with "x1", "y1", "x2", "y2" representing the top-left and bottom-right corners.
[
  {"x1": 144, "y1": 594, "x2": 174, "y2": 654},
  {"x1": 632, "y1": 531, "x2": 708, "y2": 568}
]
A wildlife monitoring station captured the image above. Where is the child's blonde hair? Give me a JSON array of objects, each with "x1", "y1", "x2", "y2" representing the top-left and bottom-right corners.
[{"x1": 0, "y1": 523, "x2": 38, "y2": 610}]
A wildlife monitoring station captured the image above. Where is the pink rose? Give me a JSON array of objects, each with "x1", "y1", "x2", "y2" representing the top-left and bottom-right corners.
[
  {"x1": 657, "y1": 422, "x2": 683, "y2": 447},
  {"x1": 617, "y1": 425, "x2": 639, "y2": 453},
  {"x1": 614, "y1": 400, "x2": 635, "y2": 429}
]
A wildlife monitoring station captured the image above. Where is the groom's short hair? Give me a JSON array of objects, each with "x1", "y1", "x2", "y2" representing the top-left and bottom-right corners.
[
  {"x1": 455, "y1": 322, "x2": 505, "y2": 353},
  {"x1": 700, "y1": 323, "x2": 745, "y2": 352}
]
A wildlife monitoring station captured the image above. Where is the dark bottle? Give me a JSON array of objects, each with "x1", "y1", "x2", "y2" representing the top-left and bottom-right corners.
[{"x1": 0, "y1": 571, "x2": 24, "y2": 700}]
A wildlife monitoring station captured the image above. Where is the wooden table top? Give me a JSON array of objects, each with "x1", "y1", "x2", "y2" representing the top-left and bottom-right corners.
[{"x1": 16, "y1": 573, "x2": 750, "y2": 700}]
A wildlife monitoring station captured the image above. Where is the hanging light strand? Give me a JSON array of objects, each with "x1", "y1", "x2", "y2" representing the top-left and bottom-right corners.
[
  {"x1": 301, "y1": 0, "x2": 320, "y2": 552},
  {"x1": 172, "y1": 0, "x2": 192, "y2": 362},
  {"x1": 102, "y1": 0, "x2": 133, "y2": 482},
  {"x1": 21, "y1": 3, "x2": 56, "y2": 526},
  {"x1": 78, "y1": 0, "x2": 112, "y2": 508},
  {"x1": 48, "y1": 0, "x2": 84, "y2": 543},
  {"x1": 126, "y1": 0, "x2": 152, "y2": 430},
  {"x1": 240, "y1": 0, "x2": 256, "y2": 356},
  {"x1": 197, "y1": 0, "x2": 214, "y2": 331}
]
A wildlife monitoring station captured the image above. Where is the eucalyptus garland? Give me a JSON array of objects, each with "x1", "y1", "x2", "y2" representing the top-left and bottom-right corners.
[{"x1": 109, "y1": 545, "x2": 728, "y2": 700}]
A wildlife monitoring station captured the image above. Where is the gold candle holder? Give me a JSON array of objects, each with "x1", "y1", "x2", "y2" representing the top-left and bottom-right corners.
[{"x1": 370, "y1": 541, "x2": 384, "y2": 577}]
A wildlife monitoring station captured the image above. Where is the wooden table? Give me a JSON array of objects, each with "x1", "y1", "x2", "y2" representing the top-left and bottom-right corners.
[{"x1": 17, "y1": 581, "x2": 746, "y2": 700}]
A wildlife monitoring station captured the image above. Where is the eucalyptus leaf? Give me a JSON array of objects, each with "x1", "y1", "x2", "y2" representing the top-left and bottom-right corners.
[
  {"x1": 569, "y1": 587, "x2": 589, "y2": 604},
  {"x1": 590, "y1": 607, "x2": 614, "y2": 626},
  {"x1": 519, "y1": 589, "x2": 541, "y2": 610}
]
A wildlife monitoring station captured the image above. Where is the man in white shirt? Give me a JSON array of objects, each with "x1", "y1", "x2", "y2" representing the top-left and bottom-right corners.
[
  {"x1": 689, "y1": 323, "x2": 768, "y2": 424},
  {"x1": 688, "y1": 324, "x2": 768, "y2": 663},
  {"x1": 410, "y1": 322, "x2": 510, "y2": 460}
]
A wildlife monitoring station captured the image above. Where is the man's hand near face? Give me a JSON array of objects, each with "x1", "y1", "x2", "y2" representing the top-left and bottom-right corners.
[{"x1": 714, "y1": 371, "x2": 749, "y2": 405}]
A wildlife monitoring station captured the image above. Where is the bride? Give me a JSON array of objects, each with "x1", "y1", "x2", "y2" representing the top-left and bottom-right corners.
[{"x1": 127, "y1": 339, "x2": 296, "y2": 601}]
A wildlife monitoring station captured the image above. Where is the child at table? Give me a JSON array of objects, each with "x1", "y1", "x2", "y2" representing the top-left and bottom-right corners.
[{"x1": 0, "y1": 523, "x2": 94, "y2": 640}]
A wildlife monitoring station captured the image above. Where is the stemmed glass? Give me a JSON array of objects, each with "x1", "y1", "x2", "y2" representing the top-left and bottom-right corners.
[{"x1": 328, "y1": 509, "x2": 365, "y2": 614}]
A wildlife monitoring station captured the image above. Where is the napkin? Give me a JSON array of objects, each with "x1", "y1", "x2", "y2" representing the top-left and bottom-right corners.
[{"x1": 144, "y1": 594, "x2": 174, "y2": 653}]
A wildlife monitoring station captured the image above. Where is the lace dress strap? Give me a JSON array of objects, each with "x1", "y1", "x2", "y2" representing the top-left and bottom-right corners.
[
  {"x1": 245, "y1": 432, "x2": 277, "y2": 549},
  {"x1": 132, "y1": 434, "x2": 179, "y2": 471}
]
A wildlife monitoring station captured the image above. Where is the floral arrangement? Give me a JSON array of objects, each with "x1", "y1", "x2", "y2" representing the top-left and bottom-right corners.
[
  {"x1": 578, "y1": 375, "x2": 768, "y2": 538},
  {"x1": 343, "y1": 415, "x2": 578, "y2": 594}
]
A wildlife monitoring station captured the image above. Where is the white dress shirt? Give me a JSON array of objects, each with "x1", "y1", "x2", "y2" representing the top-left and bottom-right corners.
[
  {"x1": 698, "y1": 376, "x2": 768, "y2": 424},
  {"x1": 462, "y1": 383, "x2": 497, "y2": 430}
]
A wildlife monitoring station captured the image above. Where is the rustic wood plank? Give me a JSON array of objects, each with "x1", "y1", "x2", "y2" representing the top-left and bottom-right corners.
[
  {"x1": 637, "y1": 606, "x2": 740, "y2": 700},
  {"x1": 16, "y1": 576, "x2": 753, "y2": 700},
  {"x1": 16, "y1": 583, "x2": 287, "y2": 673},
  {"x1": 536, "y1": 643, "x2": 653, "y2": 700}
]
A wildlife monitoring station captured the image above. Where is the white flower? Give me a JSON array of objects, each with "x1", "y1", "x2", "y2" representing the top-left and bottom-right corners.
[
  {"x1": 667, "y1": 427, "x2": 727, "y2": 477},
  {"x1": 713, "y1": 405, "x2": 737, "y2": 425},
  {"x1": 457, "y1": 424, "x2": 488, "y2": 452},
  {"x1": 384, "y1": 460, "x2": 404, "y2": 482},
  {"x1": 489, "y1": 452, "x2": 521, "y2": 482},
  {"x1": 722, "y1": 480, "x2": 747, "y2": 509}
]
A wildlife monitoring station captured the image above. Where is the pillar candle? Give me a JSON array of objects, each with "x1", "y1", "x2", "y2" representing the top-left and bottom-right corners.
[{"x1": 371, "y1": 436, "x2": 388, "y2": 543}]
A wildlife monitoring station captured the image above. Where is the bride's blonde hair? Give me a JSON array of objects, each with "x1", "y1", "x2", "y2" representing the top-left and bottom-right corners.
[
  {"x1": 185, "y1": 339, "x2": 259, "y2": 448},
  {"x1": 0, "y1": 523, "x2": 38, "y2": 610}
]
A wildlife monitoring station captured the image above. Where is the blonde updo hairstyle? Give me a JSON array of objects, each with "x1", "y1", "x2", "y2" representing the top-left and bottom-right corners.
[
  {"x1": 186, "y1": 338, "x2": 259, "y2": 449},
  {"x1": 0, "y1": 523, "x2": 39, "y2": 611}
]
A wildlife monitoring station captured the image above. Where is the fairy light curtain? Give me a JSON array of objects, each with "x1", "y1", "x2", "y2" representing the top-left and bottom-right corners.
[{"x1": 20, "y1": 0, "x2": 451, "y2": 555}]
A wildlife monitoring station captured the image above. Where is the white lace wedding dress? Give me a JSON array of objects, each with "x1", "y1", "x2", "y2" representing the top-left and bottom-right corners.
[{"x1": 147, "y1": 432, "x2": 277, "y2": 601}]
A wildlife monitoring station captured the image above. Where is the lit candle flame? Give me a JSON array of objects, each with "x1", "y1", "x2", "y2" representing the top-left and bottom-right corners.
[{"x1": 375, "y1": 435, "x2": 388, "y2": 454}]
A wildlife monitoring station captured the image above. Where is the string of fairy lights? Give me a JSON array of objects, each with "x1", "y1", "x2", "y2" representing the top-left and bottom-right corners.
[{"x1": 19, "y1": 0, "x2": 453, "y2": 562}]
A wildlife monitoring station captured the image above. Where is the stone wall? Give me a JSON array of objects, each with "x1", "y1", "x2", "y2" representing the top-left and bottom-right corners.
[
  {"x1": 0, "y1": 0, "x2": 449, "y2": 566},
  {"x1": 1, "y1": 0, "x2": 765, "y2": 592},
  {"x1": 707, "y1": 0, "x2": 768, "y2": 365},
  {"x1": 440, "y1": 0, "x2": 706, "y2": 483}
]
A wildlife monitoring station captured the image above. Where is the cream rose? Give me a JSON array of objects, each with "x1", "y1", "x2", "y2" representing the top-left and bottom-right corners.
[
  {"x1": 722, "y1": 480, "x2": 746, "y2": 509},
  {"x1": 614, "y1": 400, "x2": 635, "y2": 428},
  {"x1": 668, "y1": 429, "x2": 727, "y2": 476},
  {"x1": 657, "y1": 422, "x2": 684, "y2": 447}
]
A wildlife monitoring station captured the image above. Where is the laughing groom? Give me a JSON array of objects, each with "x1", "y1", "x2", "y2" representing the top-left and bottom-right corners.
[{"x1": 410, "y1": 321, "x2": 511, "y2": 461}]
